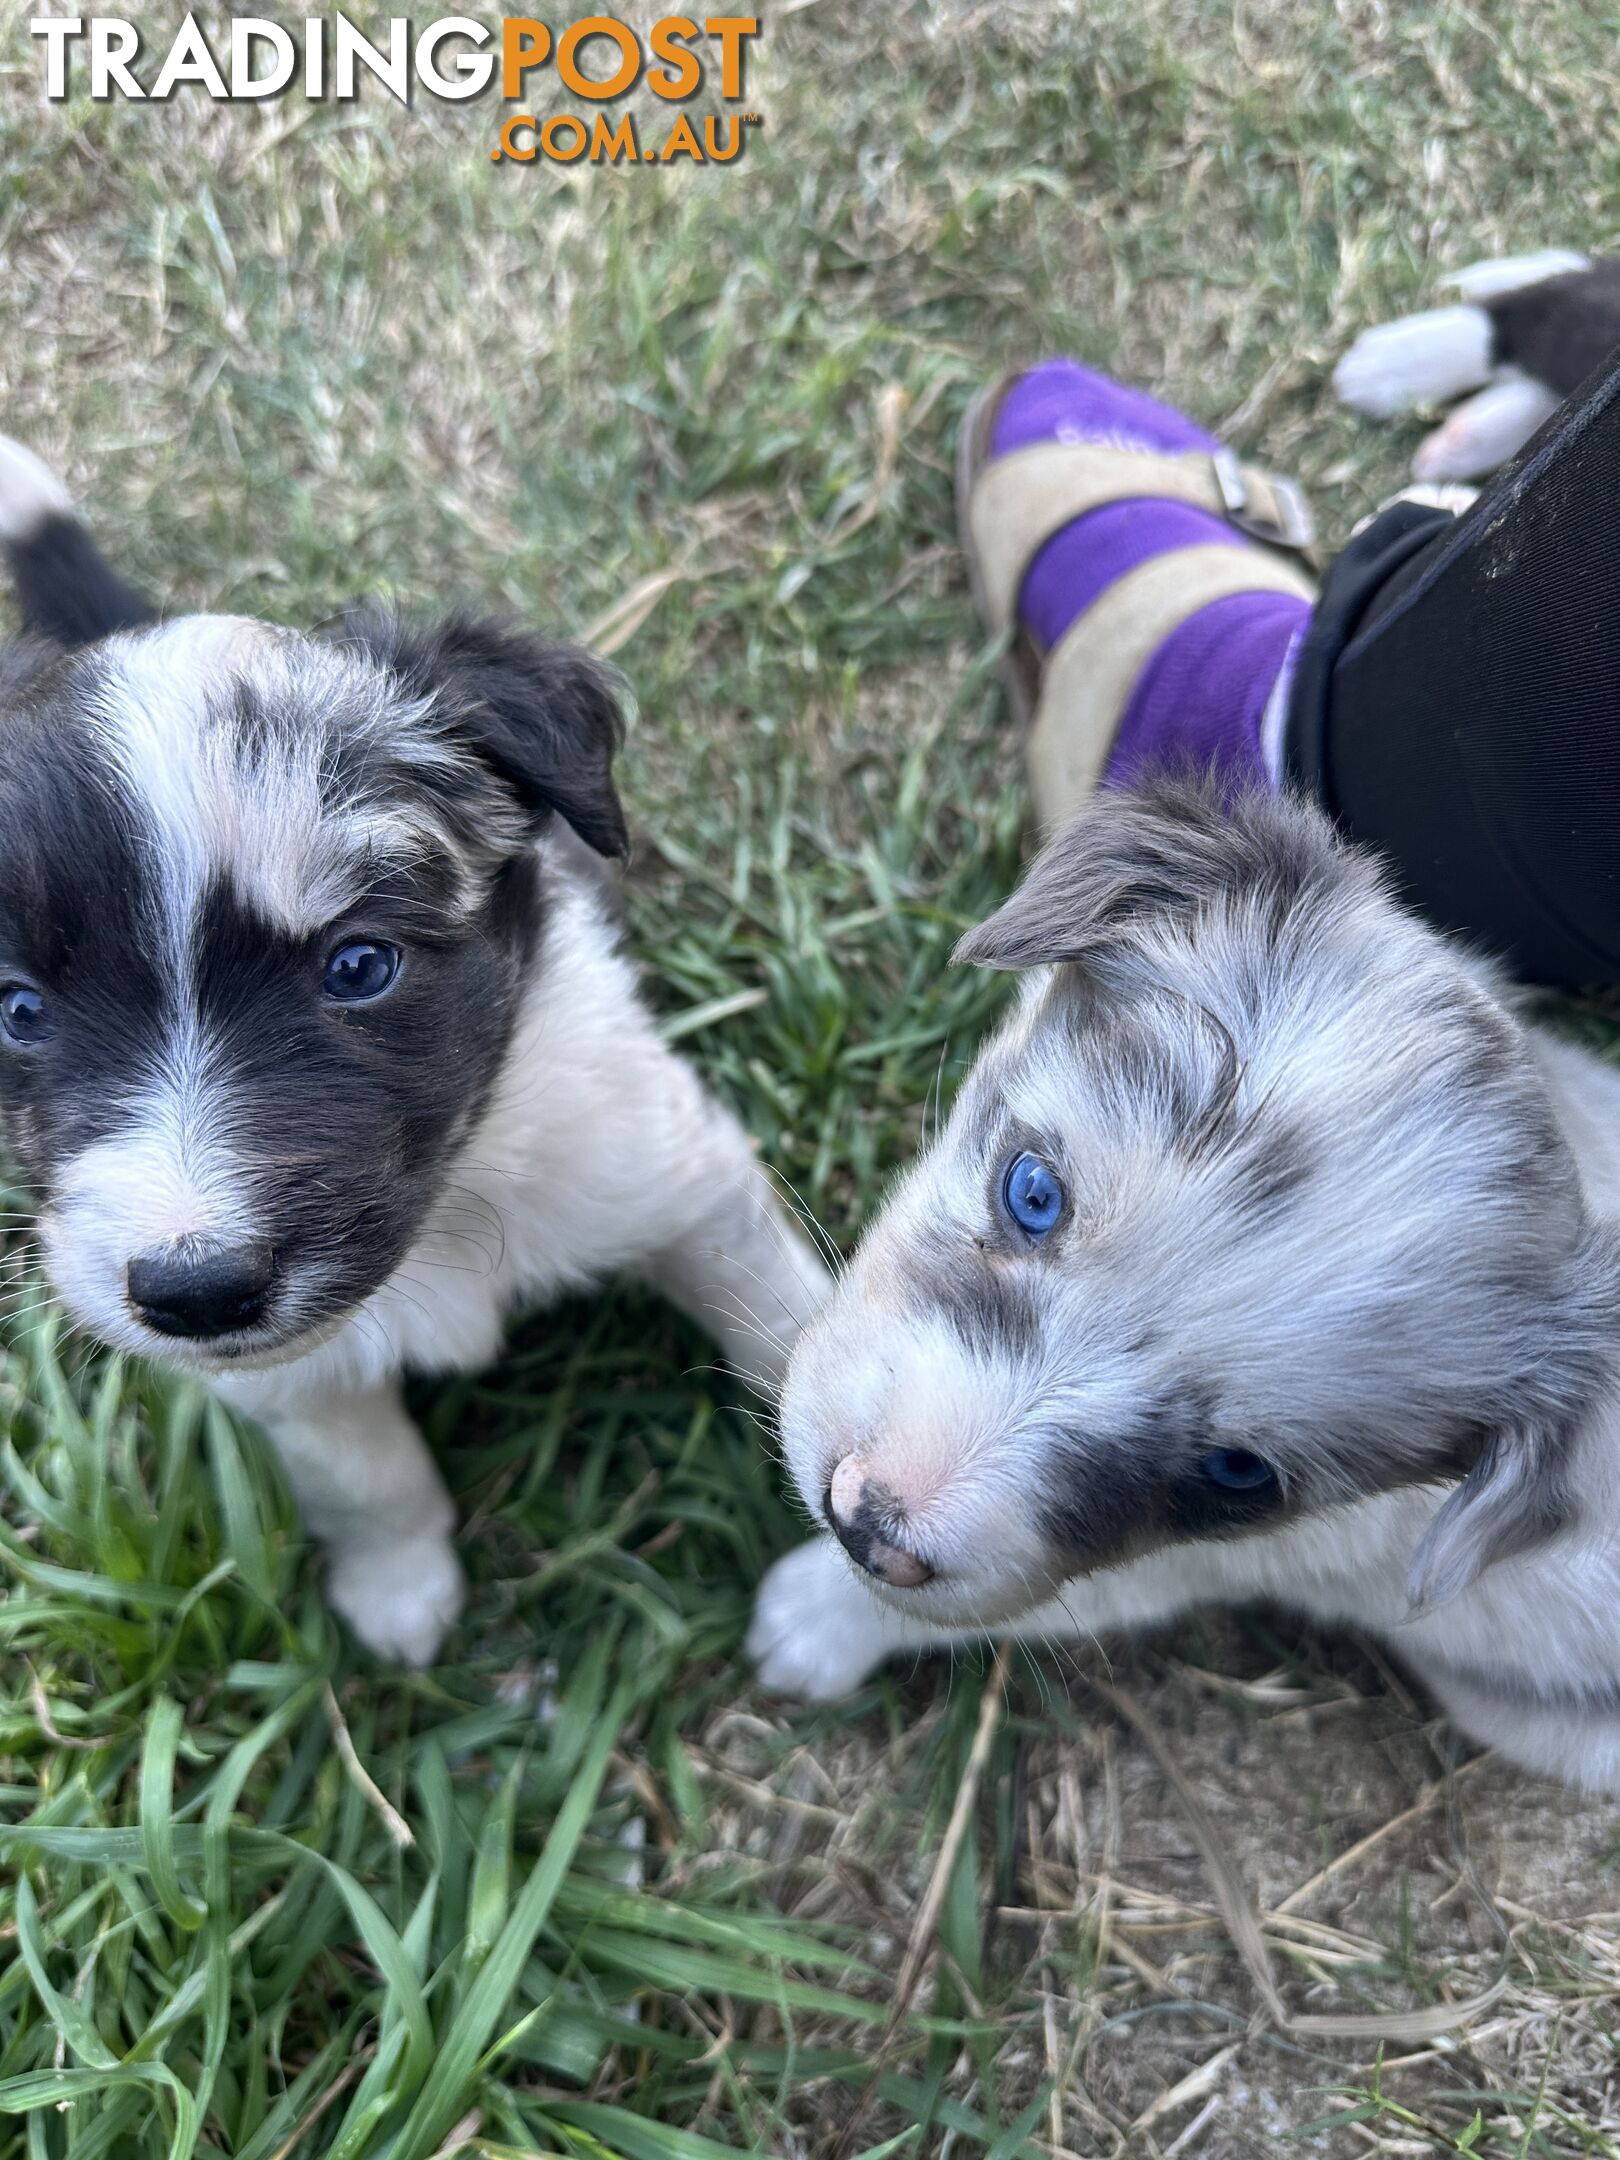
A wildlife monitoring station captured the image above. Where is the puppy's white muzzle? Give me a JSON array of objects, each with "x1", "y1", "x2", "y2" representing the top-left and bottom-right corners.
[{"x1": 779, "y1": 1296, "x2": 1072, "y2": 1626}]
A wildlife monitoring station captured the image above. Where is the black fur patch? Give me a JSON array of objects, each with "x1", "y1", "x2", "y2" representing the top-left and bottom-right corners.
[
  {"x1": 1487, "y1": 261, "x2": 1620, "y2": 398},
  {"x1": 6, "y1": 513, "x2": 154, "y2": 649},
  {"x1": 1035, "y1": 1385, "x2": 1292, "y2": 1564},
  {"x1": 182, "y1": 866, "x2": 536, "y2": 1331},
  {"x1": 0, "y1": 674, "x2": 162, "y2": 1190},
  {"x1": 332, "y1": 610, "x2": 629, "y2": 861},
  {"x1": 904, "y1": 1221, "x2": 1045, "y2": 1357},
  {"x1": 1232, "y1": 1116, "x2": 1315, "y2": 1215}
]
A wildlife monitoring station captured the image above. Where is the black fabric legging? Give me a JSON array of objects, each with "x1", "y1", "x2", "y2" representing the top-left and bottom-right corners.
[{"x1": 1285, "y1": 355, "x2": 1620, "y2": 987}]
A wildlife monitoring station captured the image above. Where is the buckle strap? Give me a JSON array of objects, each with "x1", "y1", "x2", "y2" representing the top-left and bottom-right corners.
[
  {"x1": 1210, "y1": 448, "x2": 1316, "y2": 552},
  {"x1": 968, "y1": 442, "x2": 1318, "y2": 628}
]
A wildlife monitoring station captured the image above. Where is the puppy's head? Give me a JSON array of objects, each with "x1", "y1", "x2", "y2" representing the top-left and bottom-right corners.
[
  {"x1": 0, "y1": 608, "x2": 625, "y2": 1370},
  {"x1": 782, "y1": 782, "x2": 1620, "y2": 1626}
]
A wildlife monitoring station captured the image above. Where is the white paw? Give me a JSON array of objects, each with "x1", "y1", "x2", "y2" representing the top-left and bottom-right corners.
[
  {"x1": 747, "y1": 1535, "x2": 918, "y2": 1701},
  {"x1": 0, "y1": 435, "x2": 74, "y2": 543},
  {"x1": 1333, "y1": 305, "x2": 1493, "y2": 417},
  {"x1": 1443, "y1": 248, "x2": 1590, "y2": 302},
  {"x1": 1411, "y1": 377, "x2": 1561, "y2": 482},
  {"x1": 327, "y1": 1535, "x2": 466, "y2": 1666}
]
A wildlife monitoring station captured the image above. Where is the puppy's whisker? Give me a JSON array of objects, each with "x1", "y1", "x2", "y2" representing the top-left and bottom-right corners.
[
  {"x1": 347, "y1": 1303, "x2": 401, "y2": 1370},
  {"x1": 759, "y1": 1164, "x2": 844, "y2": 1276},
  {"x1": 699, "y1": 1295, "x2": 791, "y2": 1362},
  {"x1": 382, "y1": 1271, "x2": 448, "y2": 1333},
  {"x1": 695, "y1": 1254, "x2": 803, "y2": 1337},
  {"x1": 434, "y1": 1183, "x2": 509, "y2": 1270},
  {"x1": 0, "y1": 1293, "x2": 61, "y2": 1329},
  {"x1": 412, "y1": 1227, "x2": 502, "y2": 1276},
  {"x1": 692, "y1": 1276, "x2": 794, "y2": 1344},
  {"x1": 924, "y1": 1032, "x2": 953, "y2": 1150},
  {"x1": 688, "y1": 1339, "x2": 779, "y2": 1399},
  {"x1": 729, "y1": 1405, "x2": 782, "y2": 1445}
]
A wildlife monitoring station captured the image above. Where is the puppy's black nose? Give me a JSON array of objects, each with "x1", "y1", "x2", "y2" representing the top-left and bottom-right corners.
[
  {"x1": 825, "y1": 1453, "x2": 935, "y2": 1588},
  {"x1": 127, "y1": 1243, "x2": 276, "y2": 1339}
]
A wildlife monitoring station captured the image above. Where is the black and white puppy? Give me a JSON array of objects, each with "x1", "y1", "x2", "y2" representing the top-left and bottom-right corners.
[
  {"x1": 0, "y1": 438, "x2": 828, "y2": 1663},
  {"x1": 1334, "y1": 249, "x2": 1620, "y2": 481},
  {"x1": 751, "y1": 783, "x2": 1620, "y2": 1792}
]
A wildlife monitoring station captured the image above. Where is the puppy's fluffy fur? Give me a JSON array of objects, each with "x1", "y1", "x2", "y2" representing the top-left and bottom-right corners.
[
  {"x1": 0, "y1": 443, "x2": 827, "y2": 1664},
  {"x1": 751, "y1": 781, "x2": 1620, "y2": 1792}
]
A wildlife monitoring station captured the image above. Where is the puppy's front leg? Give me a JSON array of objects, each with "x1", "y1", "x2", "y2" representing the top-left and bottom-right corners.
[
  {"x1": 628, "y1": 1064, "x2": 832, "y2": 1393},
  {"x1": 225, "y1": 1379, "x2": 465, "y2": 1666}
]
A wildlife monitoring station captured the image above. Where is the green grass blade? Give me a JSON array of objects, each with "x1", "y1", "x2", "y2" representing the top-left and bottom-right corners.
[
  {"x1": 548, "y1": 2101, "x2": 743, "y2": 2158},
  {"x1": 12, "y1": 1873, "x2": 117, "y2": 2071},
  {"x1": 383, "y1": 1681, "x2": 637, "y2": 2160},
  {"x1": 139, "y1": 1695, "x2": 208, "y2": 1932}
]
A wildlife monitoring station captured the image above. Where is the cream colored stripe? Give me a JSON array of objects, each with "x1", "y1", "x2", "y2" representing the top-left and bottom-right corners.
[
  {"x1": 1025, "y1": 544, "x2": 1316, "y2": 832},
  {"x1": 970, "y1": 443, "x2": 1300, "y2": 628}
]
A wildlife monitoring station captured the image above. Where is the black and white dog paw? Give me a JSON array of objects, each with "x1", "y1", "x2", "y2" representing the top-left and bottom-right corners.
[{"x1": 1335, "y1": 250, "x2": 1619, "y2": 481}]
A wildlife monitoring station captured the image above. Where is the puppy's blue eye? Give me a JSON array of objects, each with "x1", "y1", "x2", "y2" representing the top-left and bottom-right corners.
[
  {"x1": 1199, "y1": 1448, "x2": 1275, "y2": 1492},
  {"x1": 1002, "y1": 1151, "x2": 1063, "y2": 1237},
  {"x1": 0, "y1": 986, "x2": 49, "y2": 1045},
  {"x1": 323, "y1": 941, "x2": 402, "y2": 1004}
]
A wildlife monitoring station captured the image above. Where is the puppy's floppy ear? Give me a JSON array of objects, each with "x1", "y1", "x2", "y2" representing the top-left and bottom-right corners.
[
  {"x1": 1408, "y1": 1223, "x2": 1620, "y2": 1608},
  {"x1": 954, "y1": 778, "x2": 1360, "y2": 972},
  {"x1": 1406, "y1": 1424, "x2": 1573, "y2": 1609},
  {"x1": 338, "y1": 609, "x2": 629, "y2": 859}
]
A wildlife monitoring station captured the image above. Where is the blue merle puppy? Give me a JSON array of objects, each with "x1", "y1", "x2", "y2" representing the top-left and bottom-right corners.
[{"x1": 752, "y1": 782, "x2": 1620, "y2": 1792}]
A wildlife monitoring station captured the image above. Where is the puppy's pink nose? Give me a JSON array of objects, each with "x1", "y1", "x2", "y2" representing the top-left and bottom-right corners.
[
  {"x1": 826, "y1": 1453, "x2": 934, "y2": 1589},
  {"x1": 828, "y1": 1454, "x2": 868, "y2": 1521}
]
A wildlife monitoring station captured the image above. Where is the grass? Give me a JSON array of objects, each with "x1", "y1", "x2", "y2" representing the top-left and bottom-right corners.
[{"x1": 3, "y1": 1, "x2": 1620, "y2": 2153}]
